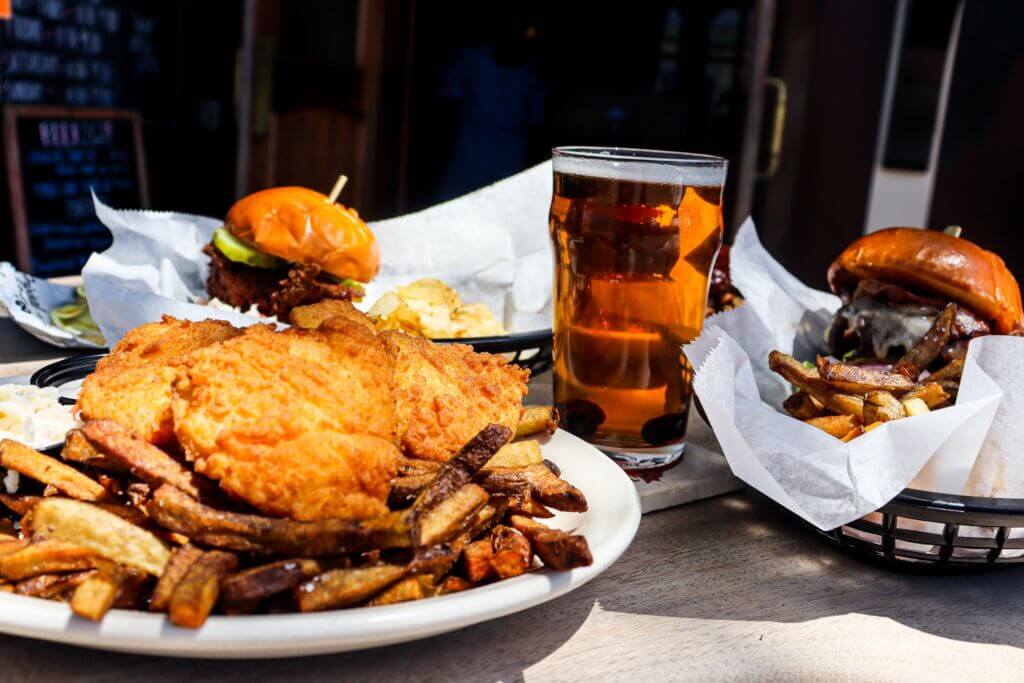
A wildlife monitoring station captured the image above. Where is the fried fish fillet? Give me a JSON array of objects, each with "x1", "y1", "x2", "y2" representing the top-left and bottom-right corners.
[
  {"x1": 289, "y1": 298, "x2": 373, "y2": 331},
  {"x1": 76, "y1": 316, "x2": 242, "y2": 444},
  {"x1": 171, "y1": 319, "x2": 400, "y2": 521},
  {"x1": 383, "y1": 331, "x2": 529, "y2": 462}
]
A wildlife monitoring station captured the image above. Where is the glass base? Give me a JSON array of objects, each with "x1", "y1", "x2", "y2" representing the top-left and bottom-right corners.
[{"x1": 599, "y1": 442, "x2": 685, "y2": 469}]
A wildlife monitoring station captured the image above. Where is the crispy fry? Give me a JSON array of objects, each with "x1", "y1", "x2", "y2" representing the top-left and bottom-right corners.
[
  {"x1": 894, "y1": 303, "x2": 956, "y2": 378},
  {"x1": 462, "y1": 539, "x2": 496, "y2": 583},
  {"x1": 28, "y1": 498, "x2": 169, "y2": 576},
  {"x1": 0, "y1": 439, "x2": 108, "y2": 502},
  {"x1": 804, "y1": 414, "x2": 860, "y2": 439},
  {"x1": 0, "y1": 494, "x2": 36, "y2": 516},
  {"x1": 412, "y1": 424, "x2": 512, "y2": 516},
  {"x1": 476, "y1": 463, "x2": 588, "y2": 512},
  {"x1": 409, "y1": 498, "x2": 509, "y2": 578},
  {"x1": 902, "y1": 382, "x2": 949, "y2": 409},
  {"x1": 0, "y1": 540, "x2": 27, "y2": 557},
  {"x1": 768, "y1": 352, "x2": 865, "y2": 419},
  {"x1": 61, "y1": 430, "x2": 127, "y2": 473},
  {"x1": 928, "y1": 358, "x2": 964, "y2": 383},
  {"x1": 149, "y1": 543, "x2": 204, "y2": 612},
  {"x1": 901, "y1": 396, "x2": 931, "y2": 417},
  {"x1": 816, "y1": 356, "x2": 915, "y2": 395},
  {"x1": 0, "y1": 494, "x2": 148, "y2": 528},
  {"x1": 15, "y1": 570, "x2": 95, "y2": 599},
  {"x1": 295, "y1": 565, "x2": 407, "y2": 612},
  {"x1": 147, "y1": 485, "x2": 412, "y2": 556},
  {"x1": 396, "y1": 456, "x2": 442, "y2": 477},
  {"x1": 489, "y1": 525, "x2": 532, "y2": 579},
  {"x1": 0, "y1": 540, "x2": 105, "y2": 580},
  {"x1": 389, "y1": 474, "x2": 433, "y2": 508},
  {"x1": 71, "y1": 567, "x2": 129, "y2": 621},
  {"x1": 416, "y1": 484, "x2": 489, "y2": 546},
  {"x1": 169, "y1": 550, "x2": 238, "y2": 628},
  {"x1": 863, "y1": 391, "x2": 905, "y2": 423},
  {"x1": 440, "y1": 576, "x2": 472, "y2": 594},
  {"x1": 81, "y1": 420, "x2": 213, "y2": 499},
  {"x1": 220, "y1": 559, "x2": 322, "y2": 611},
  {"x1": 515, "y1": 406, "x2": 559, "y2": 438},
  {"x1": 783, "y1": 392, "x2": 826, "y2": 420},
  {"x1": 841, "y1": 426, "x2": 864, "y2": 442},
  {"x1": 508, "y1": 515, "x2": 593, "y2": 571},
  {"x1": 367, "y1": 575, "x2": 428, "y2": 606},
  {"x1": 864, "y1": 421, "x2": 883, "y2": 432},
  {"x1": 482, "y1": 440, "x2": 544, "y2": 471}
]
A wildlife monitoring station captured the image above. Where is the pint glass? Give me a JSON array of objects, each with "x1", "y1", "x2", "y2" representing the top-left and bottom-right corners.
[{"x1": 549, "y1": 147, "x2": 728, "y2": 468}]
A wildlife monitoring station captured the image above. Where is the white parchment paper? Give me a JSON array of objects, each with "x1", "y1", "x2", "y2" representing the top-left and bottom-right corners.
[
  {"x1": 684, "y1": 219, "x2": 1013, "y2": 530},
  {"x1": 0, "y1": 263, "x2": 103, "y2": 349}
]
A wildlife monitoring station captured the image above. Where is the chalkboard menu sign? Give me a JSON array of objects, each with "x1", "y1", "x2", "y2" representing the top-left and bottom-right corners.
[{"x1": 3, "y1": 106, "x2": 148, "y2": 276}]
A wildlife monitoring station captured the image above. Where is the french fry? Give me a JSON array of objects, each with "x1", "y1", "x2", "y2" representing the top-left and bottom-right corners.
[
  {"x1": 0, "y1": 494, "x2": 148, "y2": 528},
  {"x1": 0, "y1": 582, "x2": 12, "y2": 593},
  {"x1": 389, "y1": 474, "x2": 433, "y2": 508},
  {"x1": 508, "y1": 515, "x2": 593, "y2": 571},
  {"x1": 0, "y1": 539, "x2": 27, "y2": 558},
  {"x1": 412, "y1": 424, "x2": 511, "y2": 516},
  {"x1": 841, "y1": 426, "x2": 864, "y2": 442},
  {"x1": 220, "y1": 559, "x2": 322, "y2": 611},
  {"x1": 61, "y1": 430, "x2": 127, "y2": 473},
  {"x1": 482, "y1": 440, "x2": 544, "y2": 471},
  {"x1": 476, "y1": 463, "x2": 588, "y2": 512},
  {"x1": 864, "y1": 421, "x2": 884, "y2": 432},
  {"x1": 489, "y1": 525, "x2": 532, "y2": 579},
  {"x1": 0, "y1": 540, "x2": 105, "y2": 580},
  {"x1": 0, "y1": 439, "x2": 108, "y2": 502},
  {"x1": 28, "y1": 498, "x2": 169, "y2": 576},
  {"x1": 15, "y1": 570, "x2": 95, "y2": 599},
  {"x1": 169, "y1": 550, "x2": 238, "y2": 628},
  {"x1": 902, "y1": 382, "x2": 949, "y2": 409},
  {"x1": 928, "y1": 358, "x2": 964, "y2": 382},
  {"x1": 893, "y1": 303, "x2": 956, "y2": 379},
  {"x1": 295, "y1": 565, "x2": 407, "y2": 612},
  {"x1": 71, "y1": 568, "x2": 128, "y2": 621},
  {"x1": 768, "y1": 352, "x2": 865, "y2": 419},
  {"x1": 816, "y1": 356, "x2": 916, "y2": 395},
  {"x1": 416, "y1": 484, "x2": 489, "y2": 546},
  {"x1": 396, "y1": 456, "x2": 442, "y2": 477},
  {"x1": 367, "y1": 575, "x2": 428, "y2": 606},
  {"x1": 149, "y1": 543, "x2": 204, "y2": 612},
  {"x1": 81, "y1": 420, "x2": 214, "y2": 500},
  {"x1": 863, "y1": 391, "x2": 905, "y2": 424},
  {"x1": 901, "y1": 396, "x2": 931, "y2": 417},
  {"x1": 515, "y1": 406, "x2": 559, "y2": 438},
  {"x1": 804, "y1": 414, "x2": 861, "y2": 439},
  {"x1": 440, "y1": 576, "x2": 472, "y2": 594},
  {"x1": 409, "y1": 498, "x2": 509, "y2": 579},
  {"x1": 783, "y1": 392, "x2": 826, "y2": 420},
  {"x1": 148, "y1": 485, "x2": 412, "y2": 556},
  {"x1": 462, "y1": 539, "x2": 496, "y2": 583}
]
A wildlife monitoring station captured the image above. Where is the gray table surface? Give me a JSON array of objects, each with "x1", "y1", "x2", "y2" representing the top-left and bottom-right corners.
[{"x1": 2, "y1": 315, "x2": 1024, "y2": 681}]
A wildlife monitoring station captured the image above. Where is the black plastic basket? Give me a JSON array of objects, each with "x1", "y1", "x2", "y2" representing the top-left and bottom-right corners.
[{"x1": 812, "y1": 488, "x2": 1024, "y2": 573}]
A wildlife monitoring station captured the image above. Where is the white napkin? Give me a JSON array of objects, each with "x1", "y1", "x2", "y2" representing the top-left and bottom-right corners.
[{"x1": 685, "y1": 219, "x2": 1009, "y2": 530}]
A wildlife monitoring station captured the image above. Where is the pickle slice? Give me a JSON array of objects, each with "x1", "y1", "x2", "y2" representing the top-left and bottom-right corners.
[{"x1": 212, "y1": 226, "x2": 284, "y2": 269}]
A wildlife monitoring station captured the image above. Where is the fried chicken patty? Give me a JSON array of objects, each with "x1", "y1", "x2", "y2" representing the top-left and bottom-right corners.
[
  {"x1": 76, "y1": 316, "x2": 242, "y2": 445},
  {"x1": 171, "y1": 319, "x2": 399, "y2": 521}
]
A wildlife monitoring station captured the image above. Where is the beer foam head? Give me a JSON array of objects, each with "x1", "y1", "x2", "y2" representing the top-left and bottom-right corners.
[{"x1": 553, "y1": 147, "x2": 727, "y2": 187}]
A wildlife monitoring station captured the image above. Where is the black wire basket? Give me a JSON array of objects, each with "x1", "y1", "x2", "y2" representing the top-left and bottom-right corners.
[{"x1": 811, "y1": 488, "x2": 1024, "y2": 573}]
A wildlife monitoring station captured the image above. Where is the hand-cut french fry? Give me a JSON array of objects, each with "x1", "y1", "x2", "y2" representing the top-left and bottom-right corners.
[
  {"x1": 15, "y1": 570, "x2": 95, "y2": 599},
  {"x1": 489, "y1": 525, "x2": 532, "y2": 579},
  {"x1": 894, "y1": 303, "x2": 956, "y2": 379},
  {"x1": 901, "y1": 396, "x2": 931, "y2": 417},
  {"x1": 841, "y1": 426, "x2": 864, "y2": 442},
  {"x1": 440, "y1": 576, "x2": 472, "y2": 594},
  {"x1": 28, "y1": 498, "x2": 169, "y2": 576},
  {"x1": 783, "y1": 392, "x2": 826, "y2": 420},
  {"x1": 295, "y1": 565, "x2": 407, "y2": 612},
  {"x1": 515, "y1": 406, "x2": 559, "y2": 439},
  {"x1": 902, "y1": 382, "x2": 949, "y2": 409},
  {"x1": 462, "y1": 539, "x2": 496, "y2": 583},
  {"x1": 768, "y1": 352, "x2": 864, "y2": 419},
  {"x1": 816, "y1": 357, "x2": 916, "y2": 395},
  {"x1": 804, "y1": 414, "x2": 860, "y2": 439},
  {"x1": 61, "y1": 430, "x2": 127, "y2": 473},
  {"x1": 0, "y1": 494, "x2": 38, "y2": 517},
  {"x1": 412, "y1": 424, "x2": 511, "y2": 516},
  {"x1": 148, "y1": 485, "x2": 412, "y2": 556},
  {"x1": 389, "y1": 474, "x2": 433, "y2": 508},
  {"x1": 220, "y1": 559, "x2": 322, "y2": 611},
  {"x1": 367, "y1": 575, "x2": 428, "y2": 606},
  {"x1": 508, "y1": 515, "x2": 593, "y2": 571},
  {"x1": 0, "y1": 439, "x2": 108, "y2": 502},
  {"x1": 476, "y1": 463, "x2": 588, "y2": 512},
  {"x1": 0, "y1": 540, "x2": 27, "y2": 558},
  {"x1": 483, "y1": 440, "x2": 544, "y2": 471},
  {"x1": 169, "y1": 550, "x2": 238, "y2": 628},
  {"x1": 149, "y1": 543, "x2": 204, "y2": 612},
  {"x1": 863, "y1": 391, "x2": 905, "y2": 424},
  {"x1": 0, "y1": 494, "x2": 148, "y2": 528},
  {"x1": 0, "y1": 582, "x2": 12, "y2": 593},
  {"x1": 864, "y1": 421, "x2": 883, "y2": 432},
  {"x1": 396, "y1": 456, "x2": 442, "y2": 477},
  {"x1": 81, "y1": 420, "x2": 214, "y2": 500},
  {"x1": 927, "y1": 358, "x2": 964, "y2": 382},
  {"x1": 410, "y1": 498, "x2": 509, "y2": 578},
  {"x1": 416, "y1": 484, "x2": 489, "y2": 546},
  {"x1": 71, "y1": 568, "x2": 126, "y2": 621},
  {"x1": 0, "y1": 540, "x2": 105, "y2": 580}
]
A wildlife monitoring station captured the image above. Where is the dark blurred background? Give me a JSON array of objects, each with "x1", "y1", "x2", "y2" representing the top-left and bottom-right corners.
[{"x1": 0, "y1": 0, "x2": 1021, "y2": 287}]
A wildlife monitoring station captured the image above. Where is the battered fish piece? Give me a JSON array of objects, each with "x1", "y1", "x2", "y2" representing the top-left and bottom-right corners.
[
  {"x1": 289, "y1": 298, "x2": 373, "y2": 331},
  {"x1": 383, "y1": 332, "x2": 529, "y2": 462},
  {"x1": 76, "y1": 317, "x2": 242, "y2": 444},
  {"x1": 172, "y1": 319, "x2": 400, "y2": 521}
]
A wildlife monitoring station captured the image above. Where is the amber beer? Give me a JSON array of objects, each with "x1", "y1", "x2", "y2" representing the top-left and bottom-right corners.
[{"x1": 549, "y1": 147, "x2": 727, "y2": 467}]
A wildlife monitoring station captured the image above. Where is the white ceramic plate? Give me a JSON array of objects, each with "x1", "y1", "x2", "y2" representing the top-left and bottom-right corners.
[{"x1": 0, "y1": 429, "x2": 641, "y2": 658}]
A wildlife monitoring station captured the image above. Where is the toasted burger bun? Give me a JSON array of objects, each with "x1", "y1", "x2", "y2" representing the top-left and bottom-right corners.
[
  {"x1": 828, "y1": 227, "x2": 1023, "y2": 334},
  {"x1": 225, "y1": 186, "x2": 379, "y2": 282}
]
